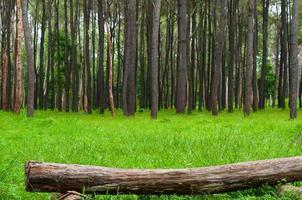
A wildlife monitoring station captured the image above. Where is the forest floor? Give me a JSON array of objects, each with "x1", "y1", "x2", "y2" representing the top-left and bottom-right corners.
[{"x1": 1, "y1": 109, "x2": 302, "y2": 199}]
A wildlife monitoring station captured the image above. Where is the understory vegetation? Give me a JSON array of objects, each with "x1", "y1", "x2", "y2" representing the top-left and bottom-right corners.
[{"x1": 1, "y1": 109, "x2": 302, "y2": 199}]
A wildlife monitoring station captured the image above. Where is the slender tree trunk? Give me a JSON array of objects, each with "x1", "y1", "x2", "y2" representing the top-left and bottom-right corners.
[
  {"x1": 244, "y1": 0, "x2": 255, "y2": 116},
  {"x1": 228, "y1": 0, "x2": 236, "y2": 112},
  {"x1": 176, "y1": 0, "x2": 187, "y2": 113},
  {"x1": 188, "y1": 0, "x2": 196, "y2": 114},
  {"x1": 211, "y1": 0, "x2": 226, "y2": 116},
  {"x1": 272, "y1": 26, "x2": 280, "y2": 108},
  {"x1": 1, "y1": 1, "x2": 11, "y2": 111},
  {"x1": 33, "y1": 1, "x2": 38, "y2": 109},
  {"x1": 116, "y1": 5, "x2": 121, "y2": 109},
  {"x1": 139, "y1": 3, "x2": 146, "y2": 109},
  {"x1": 97, "y1": 0, "x2": 105, "y2": 114},
  {"x1": 84, "y1": 0, "x2": 92, "y2": 114},
  {"x1": 252, "y1": 14, "x2": 258, "y2": 112},
  {"x1": 150, "y1": 0, "x2": 161, "y2": 119},
  {"x1": 64, "y1": 0, "x2": 71, "y2": 112},
  {"x1": 48, "y1": 0, "x2": 55, "y2": 110},
  {"x1": 105, "y1": 22, "x2": 115, "y2": 117},
  {"x1": 279, "y1": 0, "x2": 288, "y2": 109},
  {"x1": 39, "y1": 0, "x2": 46, "y2": 110},
  {"x1": 259, "y1": 0, "x2": 270, "y2": 109},
  {"x1": 14, "y1": 0, "x2": 23, "y2": 114},
  {"x1": 123, "y1": 0, "x2": 137, "y2": 116},
  {"x1": 289, "y1": 0, "x2": 299, "y2": 119},
  {"x1": 91, "y1": 5, "x2": 96, "y2": 109},
  {"x1": 55, "y1": 0, "x2": 62, "y2": 111},
  {"x1": 21, "y1": 0, "x2": 34, "y2": 117},
  {"x1": 71, "y1": 0, "x2": 79, "y2": 112}
]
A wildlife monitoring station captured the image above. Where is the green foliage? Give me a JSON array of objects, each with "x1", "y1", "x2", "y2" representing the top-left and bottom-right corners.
[
  {"x1": 265, "y1": 63, "x2": 276, "y2": 99},
  {"x1": 1, "y1": 109, "x2": 302, "y2": 199},
  {"x1": 298, "y1": 33, "x2": 302, "y2": 45},
  {"x1": 257, "y1": 54, "x2": 276, "y2": 99}
]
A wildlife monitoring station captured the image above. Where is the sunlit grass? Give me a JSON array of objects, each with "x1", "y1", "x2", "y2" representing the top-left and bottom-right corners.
[{"x1": 0, "y1": 109, "x2": 302, "y2": 199}]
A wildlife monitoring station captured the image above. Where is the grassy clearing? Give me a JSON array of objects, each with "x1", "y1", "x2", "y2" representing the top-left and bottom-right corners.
[{"x1": 0, "y1": 109, "x2": 302, "y2": 199}]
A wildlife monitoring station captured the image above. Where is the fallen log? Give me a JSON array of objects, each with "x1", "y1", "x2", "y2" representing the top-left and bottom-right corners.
[{"x1": 25, "y1": 157, "x2": 302, "y2": 195}]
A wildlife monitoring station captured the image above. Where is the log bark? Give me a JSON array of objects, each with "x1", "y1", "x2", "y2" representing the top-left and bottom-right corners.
[{"x1": 26, "y1": 157, "x2": 302, "y2": 195}]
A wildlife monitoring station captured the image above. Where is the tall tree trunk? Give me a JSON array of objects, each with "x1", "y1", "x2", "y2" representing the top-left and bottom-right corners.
[
  {"x1": 259, "y1": 0, "x2": 270, "y2": 109},
  {"x1": 289, "y1": 0, "x2": 299, "y2": 119},
  {"x1": 21, "y1": 0, "x2": 35, "y2": 117},
  {"x1": 235, "y1": 9, "x2": 243, "y2": 109},
  {"x1": 55, "y1": 0, "x2": 62, "y2": 111},
  {"x1": 272, "y1": 25, "x2": 280, "y2": 108},
  {"x1": 228, "y1": 0, "x2": 236, "y2": 112},
  {"x1": 97, "y1": 0, "x2": 105, "y2": 114},
  {"x1": 116, "y1": 5, "x2": 121, "y2": 109},
  {"x1": 84, "y1": 0, "x2": 92, "y2": 114},
  {"x1": 106, "y1": 22, "x2": 116, "y2": 117},
  {"x1": 176, "y1": 0, "x2": 187, "y2": 113},
  {"x1": 244, "y1": 0, "x2": 255, "y2": 116},
  {"x1": 1, "y1": 0, "x2": 11, "y2": 111},
  {"x1": 188, "y1": 0, "x2": 197, "y2": 114},
  {"x1": 91, "y1": 4, "x2": 96, "y2": 109},
  {"x1": 39, "y1": 0, "x2": 46, "y2": 110},
  {"x1": 48, "y1": 0, "x2": 55, "y2": 110},
  {"x1": 139, "y1": 2, "x2": 146, "y2": 109},
  {"x1": 150, "y1": 0, "x2": 161, "y2": 119},
  {"x1": 279, "y1": 0, "x2": 288, "y2": 109},
  {"x1": 33, "y1": 1, "x2": 38, "y2": 109},
  {"x1": 123, "y1": 0, "x2": 137, "y2": 116},
  {"x1": 252, "y1": 13, "x2": 258, "y2": 112},
  {"x1": 71, "y1": 0, "x2": 79, "y2": 112},
  {"x1": 211, "y1": 0, "x2": 226, "y2": 116},
  {"x1": 64, "y1": 0, "x2": 71, "y2": 112},
  {"x1": 14, "y1": 0, "x2": 23, "y2": 114}
]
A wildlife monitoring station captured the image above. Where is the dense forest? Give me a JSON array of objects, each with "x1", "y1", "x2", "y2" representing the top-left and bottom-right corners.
[{"x1": 0, "y1": 0, "x2": 301, "y2": 119}]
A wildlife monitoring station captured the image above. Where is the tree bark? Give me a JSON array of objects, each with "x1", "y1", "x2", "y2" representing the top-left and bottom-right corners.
[
  {"x1": 252, "y1": 13, "x2": 258, "y2": 112},
  {"x1": 14, "y1": 0, "x2": 23, "y2": 114},
  {"x1": 71, "y1": 0, "x2": 79, "y2": 112},
  {"x1": 1, "y1": 3, "x2": 9, "y2": 110},
  {"x1": 106, "y1": 22, "x2": 116, "y2": 117},
  {"x1": 188, "y1": 0, "x2": 196, "y2": 114},
  {"x1": 279, "y1": 0, "x2": 288, "y2": 109},
  {"x1": 123, "y1": 0, "x2": 137, "y2": 116},
  {"x1": 150, "y1": 0, "x2": 161, "y2": 119},
  {"x1": 139, "y1": 3, "x2": 146, "y2": 109},
  {"x1": 83, "y1": 0, "x2": 92, "y2": 114},
  {"x1": 227, "y1": 0, "x2": 236, "y2": 113},
  {"x1": 21, "y1": 0, "x2": 35, "y2": 117},
  {"x1": 289, "y1": 0, "x2": 298, "y2": 119},
  {"x1": 258, "y1": 0, "x2": 270, "y2": 109},
  {"x1": 97, "y1": 0, "x2": 105, "y2": 114},
  {"x1": 38, "y1": 0, "x2": 46, "y2": 110},
  {"x1": 211, "y1": 0, "x2": 226, "y2": 116},
  {"x1": 244, "y1": 0, "x2": 255, "y2": 117},
  {"x1": 26, "y1": 157, "x2": 302, "y2": 195},
  {"x1": 55, "y1": 0, "x2": 62, "y2": 111},
  {"x1": 176, "y1": 0, "x2": 187, "y2": 113},
  {"x1": 64, "y1": 0, "x2": 71, "y2": 112}
]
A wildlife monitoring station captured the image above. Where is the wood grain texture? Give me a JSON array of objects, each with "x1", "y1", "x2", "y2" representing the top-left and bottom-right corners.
[{"x1": 25, "y1": 157, "x2": 302, "y2": 195}]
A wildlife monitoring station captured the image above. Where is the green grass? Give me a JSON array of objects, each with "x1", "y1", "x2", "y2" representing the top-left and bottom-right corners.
[{"x1": 1, "y1": 109, "x2": 302, "y2": 199}]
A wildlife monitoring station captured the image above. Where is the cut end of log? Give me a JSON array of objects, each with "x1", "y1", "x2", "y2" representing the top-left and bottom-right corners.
[{"x1": 25, "y1": 161, "x2": 44, "y2": 192}]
